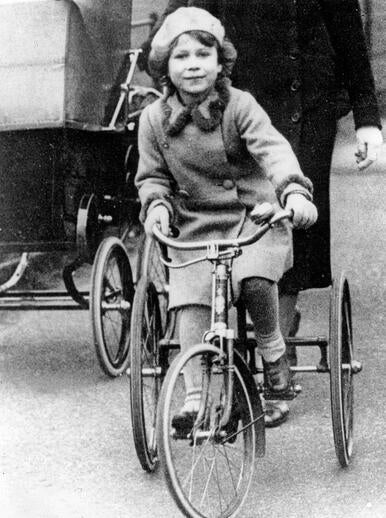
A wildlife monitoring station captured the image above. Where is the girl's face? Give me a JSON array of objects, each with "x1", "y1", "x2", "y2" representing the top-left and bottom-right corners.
[{"x1": 168, "y1": 33, "x2": 222, "y2": 104}]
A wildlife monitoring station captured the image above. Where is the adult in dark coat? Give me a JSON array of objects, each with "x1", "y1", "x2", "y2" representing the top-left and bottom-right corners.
[{"x1": 140, "y1": 0, "x2": 383, "y2": 424}]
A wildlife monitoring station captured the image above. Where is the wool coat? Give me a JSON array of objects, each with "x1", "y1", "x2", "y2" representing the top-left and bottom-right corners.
[
  {"x1": 136, "y1": 84, "x2": 313, "y2": 308},
  {"x1": 147, "y1": 0, "x2": 382, "y2": 292}
]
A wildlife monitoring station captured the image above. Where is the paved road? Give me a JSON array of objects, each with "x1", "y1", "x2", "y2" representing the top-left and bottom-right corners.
[{"x1": 1, "y1": 114, "x2": 385, "y2": 518}]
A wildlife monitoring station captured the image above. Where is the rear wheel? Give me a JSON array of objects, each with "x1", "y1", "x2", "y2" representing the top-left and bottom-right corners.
[
  {"x1": 329, "y1": 274, "x2": 355, "y2": 467},
  {"x1": 157, "y1": 344, "x2": 264, "y2": 518},
  {"x1": 90, "y1": 237, "x2": 134, "y2": 377},
  {"x1": 130, "y1": 277, "x2": 166, "y2": 472},
  {"x1": 136, "y1": 234, "x2": 168, "y2": 332}
]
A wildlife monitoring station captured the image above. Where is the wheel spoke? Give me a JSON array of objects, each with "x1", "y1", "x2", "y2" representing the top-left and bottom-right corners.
[
  {"x1": 218, "y1": 444, "x2": 243, "y2": 477},
  {"x1": 103, "y1": 312, "x2": 122, "y2": 328},
  {"x1": 201, "y1": 450, "x2": 221, "y2": 511},
  {"x1": 342, "y1": 298, "x2": 354, "y2": 434},
  {"x1": 345, "y1": 393, "x2": 352, "y2": 430},
  {"x1": 103, "y1": 317, "x2": 122, "y2": 353},
  {"x1": 106, "y1": 258, "x2": 120, "y2": 291},
  {"x1": 213, "y1": 446, "x2": 227, "y2": 513},
  {"x1": 181, "y1": 424, "x2": 214, "y2": 490}
]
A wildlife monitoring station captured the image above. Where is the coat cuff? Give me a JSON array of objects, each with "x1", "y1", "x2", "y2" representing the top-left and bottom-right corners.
[
  {"x1": 276, "y1": 176, "x2": 314, "y2": 207},
  {"x1": 139, "y1": 192, "x2": 175, "y2": 223},
  {"x1": 353, "y1": 102, "x2": 382, "y2": 131}
]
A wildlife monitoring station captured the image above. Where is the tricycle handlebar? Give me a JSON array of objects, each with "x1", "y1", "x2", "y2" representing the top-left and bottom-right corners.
[{"x1": 151, "y1": 207, "x2": 292, "y2": 251}]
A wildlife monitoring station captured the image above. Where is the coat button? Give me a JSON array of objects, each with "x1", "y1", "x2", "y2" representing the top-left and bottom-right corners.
[
  {"x1": 288, "y1": 26, "x2": 298, "y2": 40},
  {"x1": 289, "y1": 52, "x2": 299, "y2": 61},
  {"x1": 162, "y1": 141, "x2": 169, "y2": 149},
  {"x1": 291, "y1": 111, "x2": 301, "y2": 123},
  {"x1": 222, "y1": 179, "x2": 235, "y2": 190},
  {"x1": 290, "y1": 79, "x2": 301, "y2": 92}
]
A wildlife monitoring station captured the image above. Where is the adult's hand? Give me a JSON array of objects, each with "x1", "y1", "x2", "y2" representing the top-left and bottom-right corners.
[
  {"x1": 144, "y1": 205, "x2": 170, "y2": 236},
  {"x1": 355, "y1": 126, "x2": 383, "y2": 170}
]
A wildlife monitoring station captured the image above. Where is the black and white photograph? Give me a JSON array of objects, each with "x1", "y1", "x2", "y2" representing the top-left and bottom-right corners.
[{"x1": 0, "y1": 1, "x2": 385, "y2": 517}]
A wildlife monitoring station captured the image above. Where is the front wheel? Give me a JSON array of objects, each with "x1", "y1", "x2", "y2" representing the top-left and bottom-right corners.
[
  {"x1": 90, "y1": 237, "x2": 134, "y2": 377},
  {"x1": 157, "y1": 344, "x2": 264, "y2": 518},
  {"x1": 329, "y1": 273, "x2": 355, "y2": 467}
]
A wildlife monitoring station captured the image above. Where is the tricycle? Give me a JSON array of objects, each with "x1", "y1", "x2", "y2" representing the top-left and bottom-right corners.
[{"x1": 128, "y1": 205, "x2": 362, "y2": 518}]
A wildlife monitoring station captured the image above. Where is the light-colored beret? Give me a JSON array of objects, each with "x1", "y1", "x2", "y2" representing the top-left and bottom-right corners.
[{"x1": 150, "y1": 7, "x2": 225, "y2": 58}]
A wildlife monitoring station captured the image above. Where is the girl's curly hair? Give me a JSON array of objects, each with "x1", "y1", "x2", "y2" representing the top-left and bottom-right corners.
[{"x1": 148, "y1": 30, "x2": 237, "y2": 87}]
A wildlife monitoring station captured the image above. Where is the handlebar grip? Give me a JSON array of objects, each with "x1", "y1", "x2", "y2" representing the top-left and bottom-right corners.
[
  {"x1": 268, "y1": 208, "x2": 293, "y2": 226},
  {"x1": 250, "y1": 202, "x2": 275, "y2": 224}
]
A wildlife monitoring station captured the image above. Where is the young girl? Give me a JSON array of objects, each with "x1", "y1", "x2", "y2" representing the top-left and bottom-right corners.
[{"x1": 135, "y1": 7, "x2": 317, "y2": 430}]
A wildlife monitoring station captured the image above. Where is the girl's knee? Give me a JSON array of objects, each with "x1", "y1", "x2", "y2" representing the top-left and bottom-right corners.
[{"x1": 242, "y1": 276, "x2": 276, "y2": 299}]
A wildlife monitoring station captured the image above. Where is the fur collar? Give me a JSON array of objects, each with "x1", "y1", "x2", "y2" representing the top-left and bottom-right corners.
[{"x1": 161, "y1": 78, "x2": 231, "y2": 136}]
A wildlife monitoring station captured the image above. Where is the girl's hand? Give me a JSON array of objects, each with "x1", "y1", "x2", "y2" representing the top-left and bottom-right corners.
[
  {"x1": 144, "y1": 204, "x2": 170, "y2": 236},
  {"x1": 355, "y1": 126, "x2": 383, "y2": 170},
  {"x1": 285, "y1": 193, "x2": 318, "y2": 229}
]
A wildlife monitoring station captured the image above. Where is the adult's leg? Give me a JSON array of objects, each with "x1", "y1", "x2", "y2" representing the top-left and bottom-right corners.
[
  {"x1": 279, "y1": 293, "x2": 299, "y2": 337},
  {"x1": 281, "y1": 106, "x2": 337, "y2": 348}
]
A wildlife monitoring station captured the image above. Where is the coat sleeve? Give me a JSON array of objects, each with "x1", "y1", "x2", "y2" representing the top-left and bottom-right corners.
[
  {"x1": 233, "y1": 91, "x2": 313, "y2": 205},
  {"x1": 319, "y1": 0, "x2": 381, "y2": 129},
  {"x1": 135, "y1": 106, "x2": 176, "y2": 222}
]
